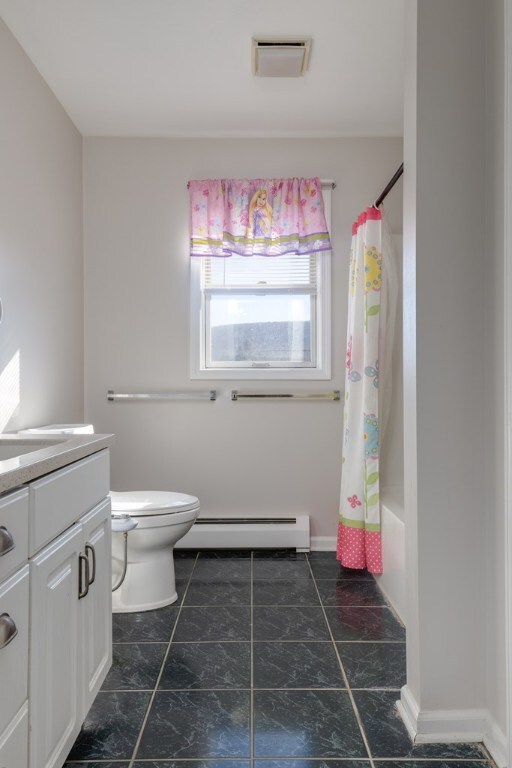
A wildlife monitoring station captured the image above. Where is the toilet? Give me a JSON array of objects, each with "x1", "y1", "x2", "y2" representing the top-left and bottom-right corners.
[
  {"x1": 110, "y1": 490, "x2": 199, "y2": 612},
  {"x1": 18, "y1": 424, "x2": 200, "y2": 613}
]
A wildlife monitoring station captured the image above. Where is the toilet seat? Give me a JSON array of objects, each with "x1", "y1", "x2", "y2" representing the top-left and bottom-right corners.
[{"x1": 110, "y1": 490, "x2": 200, "y2": 516}]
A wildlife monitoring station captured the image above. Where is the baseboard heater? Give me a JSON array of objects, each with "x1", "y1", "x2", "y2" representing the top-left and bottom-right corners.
[{"x1": 175, "y1": 515, "x2": 310, "y2": 552}]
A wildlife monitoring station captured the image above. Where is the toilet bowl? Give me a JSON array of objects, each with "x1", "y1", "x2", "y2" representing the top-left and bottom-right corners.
[
  {"x1": 18, "y1": 424, "x2": 200, "y2": 613},
  {"x1": 110, "y1": 490, "x2": 199, "y2": 612}
]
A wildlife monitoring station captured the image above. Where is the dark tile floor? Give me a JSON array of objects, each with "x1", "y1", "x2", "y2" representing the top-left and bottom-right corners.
[{"x1": 65, "y1": 550, "x2": 494, "y2": 768}]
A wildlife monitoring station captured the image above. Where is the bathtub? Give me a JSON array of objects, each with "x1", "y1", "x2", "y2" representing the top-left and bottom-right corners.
[{"x1": 375, "y1": 484, "x2": 406, "y2": 624}]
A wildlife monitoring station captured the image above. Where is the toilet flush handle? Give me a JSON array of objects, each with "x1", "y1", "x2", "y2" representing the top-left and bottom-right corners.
[{"x1": 111, "y1": 514, "x2": 139, "y2": 533}]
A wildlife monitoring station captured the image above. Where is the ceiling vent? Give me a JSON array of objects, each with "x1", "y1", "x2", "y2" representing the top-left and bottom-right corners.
[{"x1": 252, "y1": 37, "x2": 312, "y2": 78}]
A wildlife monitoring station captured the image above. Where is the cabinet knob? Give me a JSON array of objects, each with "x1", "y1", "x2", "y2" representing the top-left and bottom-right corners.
[
  {"x1": 0, "y1": 526, "x2": 15, "y2": 557},
  {"x1": 0, "y1": 612, "x2": 18, "y2": 649}
]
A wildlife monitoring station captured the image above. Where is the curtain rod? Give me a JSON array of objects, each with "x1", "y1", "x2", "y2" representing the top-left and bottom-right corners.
[
  {"x1": 187, "y1": 179, "x2": 336, "y2": 189},
  {"x1": 374, "y1": 163, "x2": 404, "y2": 207}
]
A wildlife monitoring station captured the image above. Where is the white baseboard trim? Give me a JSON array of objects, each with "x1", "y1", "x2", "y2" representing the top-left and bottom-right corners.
[
  {"x1": 483, "y1": 714, "x2": 508, "y2": 768},
  {"x1": 398, "y1": 686, "x2": 507, "y2": 767},
  {"x1": 310, "y1": 535, "x2": 336, "y2": 551}
]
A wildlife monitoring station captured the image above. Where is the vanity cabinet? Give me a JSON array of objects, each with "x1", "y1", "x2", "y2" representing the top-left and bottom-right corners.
[
  {"x1": 30, "y1": 497, "x2": 111, "y2": 768},
  {"x1": 0, "y1": 446, "x2": 112, "y2": 768}
]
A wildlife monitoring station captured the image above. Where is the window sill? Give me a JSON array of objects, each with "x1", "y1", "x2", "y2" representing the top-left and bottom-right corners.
[{"x1": 190, "y1": 367, "x2": 331, "y2": 381}]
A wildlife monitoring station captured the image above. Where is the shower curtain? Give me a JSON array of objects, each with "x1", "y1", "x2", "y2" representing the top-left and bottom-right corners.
[{"x1": 337, "y1": 207, "x2": 397, "y2": 573}]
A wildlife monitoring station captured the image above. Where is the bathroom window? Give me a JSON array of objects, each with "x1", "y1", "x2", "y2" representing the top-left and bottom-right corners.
[{"x1": 190, "y1": 191, "x2": 331, "y2": 380}]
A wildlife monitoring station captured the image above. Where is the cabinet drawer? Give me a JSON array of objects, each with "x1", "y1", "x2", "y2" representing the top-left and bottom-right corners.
[
  {"x1": 29, "y1": 450, "x2": 110, "y2": 555},
  {"x1": 0, "y1": 703, "x2": 28, "y2": 768},
  {"x1": 0, "y1": 488, "x2": 28, "y2": 583},
  {"x1": 0, "y1": 565, "x2": 29, "y2": 735}
]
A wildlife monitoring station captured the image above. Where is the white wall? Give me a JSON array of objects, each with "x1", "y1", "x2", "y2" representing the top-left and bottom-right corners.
[
  {"x1": 401, "y1": 0, "x2": 507, "y2": 757},
  {"x1": 484, "y1": 0, "x2": 507, "y2": 752},
  {"x1": 83, "y1": 137, "x2": 402, "y2": 541},
  {"x1": 0, "y1": 20, "x2": 84, "y2": 432}
]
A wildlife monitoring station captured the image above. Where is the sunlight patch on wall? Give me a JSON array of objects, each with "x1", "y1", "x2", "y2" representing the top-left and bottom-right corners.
[{"x1": 0, "y1": 350, "x2": 20, "y2": 432}]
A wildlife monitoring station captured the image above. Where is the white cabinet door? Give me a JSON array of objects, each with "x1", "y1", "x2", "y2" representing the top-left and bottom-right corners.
[
  {"x1": 29, "y1": 524, "x2": 83, "y2": 768},
  {"x1": 81, "y1": 497, "x2": 112, "y2": 716}
]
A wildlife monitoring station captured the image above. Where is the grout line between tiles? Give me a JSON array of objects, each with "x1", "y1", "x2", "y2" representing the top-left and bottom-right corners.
[
  {"x1": 126, "y1": 551, "x2": 200, "y2": 768},
  {"x1": 306, "y1": 553, "x2": 377, "y2": 768}
]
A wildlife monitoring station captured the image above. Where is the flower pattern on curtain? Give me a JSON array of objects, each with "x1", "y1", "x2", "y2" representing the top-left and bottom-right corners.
[
  {"x1": 337, "y1": 207, "x2": 397, "y2": 574},
  {"x1": 188, "y1": 177, "x2": 331, "y2": 257}
]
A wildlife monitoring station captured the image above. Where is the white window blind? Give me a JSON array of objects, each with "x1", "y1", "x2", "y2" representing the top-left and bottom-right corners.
[{"x1": 203, "y1": 254, "x2": 316, "y2": 289}]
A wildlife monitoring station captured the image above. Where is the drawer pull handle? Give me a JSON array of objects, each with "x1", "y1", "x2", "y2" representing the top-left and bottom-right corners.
[
  {"x1": 0, "y1": 526, "x2": 14, "y2": 557},
  {"x1": 85, "y1": 543, "x2": 96, "y2": 586},
  {"x1": 78, "y1": 553, "x2": 90, "y2": 599},
  {"x1": 0, "y1": 612, "x2": 18, "y2": 649}
]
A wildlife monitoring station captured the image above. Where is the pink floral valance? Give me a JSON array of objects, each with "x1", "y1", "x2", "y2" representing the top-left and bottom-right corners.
[{"x1": 188, "y1": 177, "x2": 331, "y2": 257}]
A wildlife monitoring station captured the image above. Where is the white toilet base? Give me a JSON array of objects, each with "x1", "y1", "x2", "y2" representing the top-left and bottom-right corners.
[
  {"x1": 110, "y1": 506, "x2": 199, "y2": 613},
  {"x1": 112, "y1": 546, "x2": 179, "y2": 613}
]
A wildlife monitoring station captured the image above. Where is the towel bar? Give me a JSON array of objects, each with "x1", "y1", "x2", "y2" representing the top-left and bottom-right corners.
[
  {"x1": 231, "y1": 390, "x2": 340, "y2": 401},
  {"x1": 107, "y1": 390, "x2": 216, "y2": 402}
]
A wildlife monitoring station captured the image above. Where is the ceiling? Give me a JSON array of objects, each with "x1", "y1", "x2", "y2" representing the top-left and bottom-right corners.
[{"x1": 0, "y1": 0, "x2": 405, "y2": 138}]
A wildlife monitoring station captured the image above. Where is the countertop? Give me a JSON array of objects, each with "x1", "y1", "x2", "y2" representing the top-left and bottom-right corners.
[{"x1": 0, "y1": 433, "x2": 115, "y2": 493}]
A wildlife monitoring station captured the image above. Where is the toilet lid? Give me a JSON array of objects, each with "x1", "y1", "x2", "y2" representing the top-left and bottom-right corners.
[{"x1": 110, "y1": 490, "x2": 200, "y2": 516}]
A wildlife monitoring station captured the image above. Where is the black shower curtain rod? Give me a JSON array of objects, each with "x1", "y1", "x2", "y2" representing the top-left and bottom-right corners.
[{"x1": 374, "y1": 163, "x2": 404, "y2": 208}]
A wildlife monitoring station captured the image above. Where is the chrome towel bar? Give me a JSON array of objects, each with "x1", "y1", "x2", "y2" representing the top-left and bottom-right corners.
[
  {"x1": 107, "y1": 390, "x2": 216, "y2": 402},
  {"x1": 231, "y1": 390, "x2": 341, "y2": 401}
]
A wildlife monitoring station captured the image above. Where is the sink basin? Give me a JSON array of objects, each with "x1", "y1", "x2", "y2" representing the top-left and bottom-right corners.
[{"x1": 0, "y1": 438, "x2": 67, "y2": 461}]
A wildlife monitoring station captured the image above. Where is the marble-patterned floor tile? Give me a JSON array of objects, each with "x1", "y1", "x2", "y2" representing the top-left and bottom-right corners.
[
  {"x1": 191, "y1": 558, "x2": 252, "y2": 580},
  {"x1": 307, "y1": 551, "x2": 338, "y2": 559},
  {"x1": 184, "y1": 580, "x2": 251, "y2": 605},
  {"x1": 353, "y1": 690, "x2": 489, "y2": 759},
  {"x1": 253, "y1": 550, "x2": 307, "y2": 560},
  {"x1": 174, "y1": 606, "x2": 251, "y2": 641},
  {"x1": 253, "y1": 606, "x2": 331, "y2": 641},
  {"x1": 253, "y1": 579, "x2": 320, "y2": 606},
  {"x1": 133, "y1": 763, "x2": 251, "y2": 768},
  {"x1": 253, "y1": 689, "x2": 368, "y2": 758},
  {"x1": 174, "y1": 578, "x2": 190, "y2": 602},
  {"x1": 252, "y1": 558, "x2": 312, "y2": 580},
  {"x1": 309, "y1": 558, "x2": 373, "y2": 580},
  {"x1": 325, "y1": 606, "x2": 405, "y2": 642},
  {"x1": 102, "y1": 642, "x2": 167, "y2": 690},
  {"x1": 112, "y1": 605, "x2": 179, "y2": 643},
  {"x1": 253, "y1": 641, "x2": 345, "y2": 689},
  {"x1": 255, "y1": 762, "x2": 372, "y2": 768},
  {"x1": 174, "y1": 555, "x2": 197, "y2": 578},
  {"x1": 337, "y1": 642, "x2": 406, "y2": 689},
  {"x1": 373, "y1": 763, "x2": 493, "y2": 768},
  {"x1": 159, "y1": 641, "x2": 250, "y2": 689},
  {"x1": 64, "y1": 764, "x2": 130, "y2": 767},
  {"x1": 66, "y1": 691, "x2": 151, "y2": 761},
  {"x1": 198, "y1": 550, "x2": 252, "y2": 558},
  {"x1": 175, "y1": 549, "x2": 200, "y2": 558},
  {"x1": 317, "y1": 580, "x2": 387, "y2": 607},
  {"x1": 136, "y1": 690, "x2": 251, "y2": 759}
]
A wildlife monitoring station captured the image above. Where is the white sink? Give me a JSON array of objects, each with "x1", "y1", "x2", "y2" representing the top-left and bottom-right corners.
[{"x1": 0, "y1": 438, "x2": 67, "y2": 461}]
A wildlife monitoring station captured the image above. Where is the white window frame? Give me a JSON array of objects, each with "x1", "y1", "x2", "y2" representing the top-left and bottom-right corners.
[{"x1": 190, "y1": 188, "x2": 331, "y2": 381}]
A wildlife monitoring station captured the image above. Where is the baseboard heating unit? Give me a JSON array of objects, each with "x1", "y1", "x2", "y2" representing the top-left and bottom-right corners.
[{"x1": 175, "y1": 515, "x2": 310, "y2": 552}]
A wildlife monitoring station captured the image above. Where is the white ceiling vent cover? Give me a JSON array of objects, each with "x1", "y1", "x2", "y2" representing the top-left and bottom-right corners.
[{"x1": 252, "y1": 37, "x2": 312, "y2": 78}]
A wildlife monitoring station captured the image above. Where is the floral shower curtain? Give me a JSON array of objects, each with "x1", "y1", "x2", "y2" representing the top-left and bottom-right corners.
[
  {"x1": 337, "y1": 207, "x2": 397, "y2": 573},
  {"x1": 188, "y1": 177, "x2": 331, "y2": 257}
]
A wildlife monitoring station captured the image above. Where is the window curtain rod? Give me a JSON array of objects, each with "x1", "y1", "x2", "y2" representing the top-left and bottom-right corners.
[
  {"x1": 374, "y1": 163, "x2": 404, "y2": 208},
  {"x1": 186, "y1": 178, "x2": 336, "y2": 189}
]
